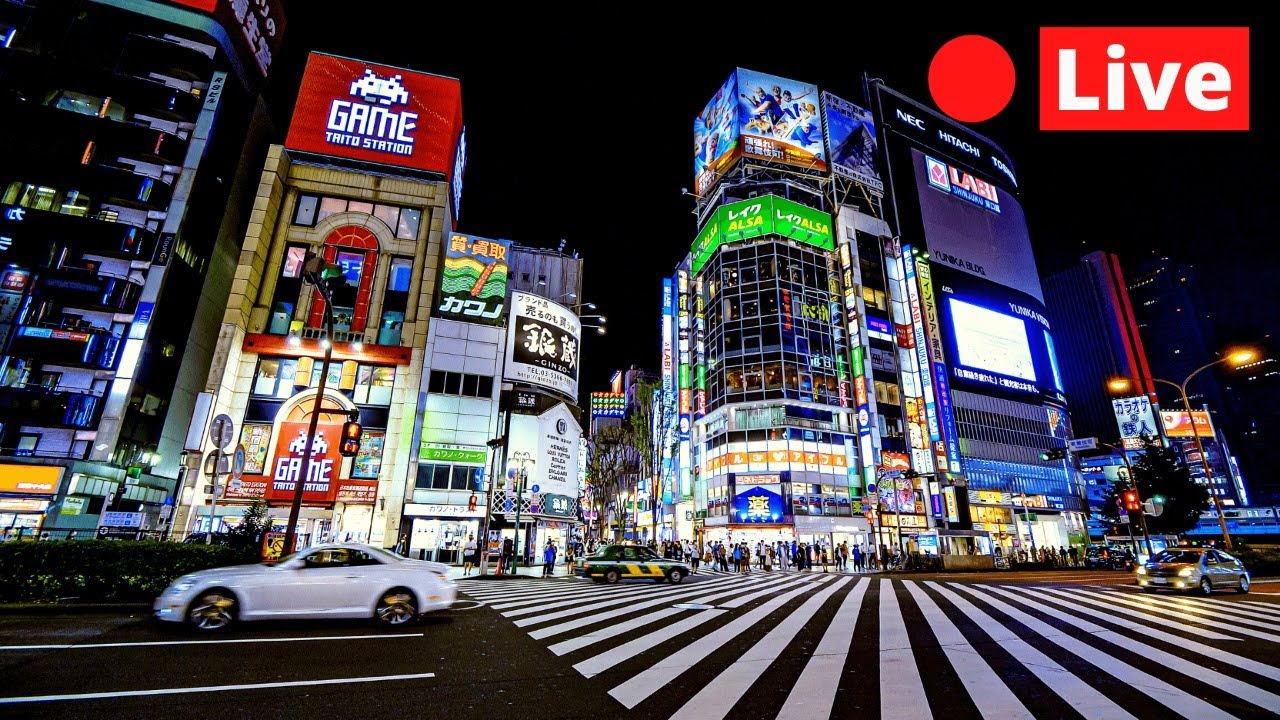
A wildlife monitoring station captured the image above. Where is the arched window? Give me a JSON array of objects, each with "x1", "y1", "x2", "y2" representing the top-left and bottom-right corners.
[{"x1": 308, "y1": 225, "x2": 379, "y2": 332}]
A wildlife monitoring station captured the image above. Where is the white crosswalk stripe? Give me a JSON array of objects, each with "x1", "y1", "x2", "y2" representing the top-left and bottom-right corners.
[{"x1": 458, "y1": 575, "x2": 1280, "y2": 719}]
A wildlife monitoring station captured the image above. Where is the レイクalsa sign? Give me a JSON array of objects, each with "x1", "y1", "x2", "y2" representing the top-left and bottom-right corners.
[{"x1": 284, "y1": 53, "x2": 463, "y2": 178}]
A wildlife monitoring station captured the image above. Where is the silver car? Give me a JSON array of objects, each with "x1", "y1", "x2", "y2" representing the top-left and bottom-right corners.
[
  {"x1": 154, "y1": 543, "x2": 456, "y2": 631},
  {"x1": 1136, "y1": 547, "x2": 1250, "y2": 595}
]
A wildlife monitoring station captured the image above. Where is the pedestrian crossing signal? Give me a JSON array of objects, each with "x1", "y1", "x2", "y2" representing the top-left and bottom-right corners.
[
  {"x1": 1122, "y1": 489, "x2": 1141, "y2": 512},
  {"x1": 468, "y1": 494, "x2": 478, "y2": 511},
  {"x1": 339, "y1": 420, "x2": 362, "y2": 457}
]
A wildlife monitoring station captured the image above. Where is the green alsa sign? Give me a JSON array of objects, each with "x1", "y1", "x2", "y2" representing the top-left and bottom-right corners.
[{"x1": 690, "y1": 195, "x2": 833, "y2": 274}]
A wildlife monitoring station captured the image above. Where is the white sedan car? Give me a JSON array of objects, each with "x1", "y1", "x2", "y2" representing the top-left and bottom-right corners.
[{"x1": 154, "y1": 543, "x2": 456, "y2": 631}]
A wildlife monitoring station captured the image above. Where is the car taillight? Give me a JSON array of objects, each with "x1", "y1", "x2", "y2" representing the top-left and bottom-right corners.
[{"x1": 583, "y1": 563, "x2": 590, "y2": 569}]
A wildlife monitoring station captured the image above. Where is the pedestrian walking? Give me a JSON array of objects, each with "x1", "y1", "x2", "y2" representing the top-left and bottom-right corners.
[
  {"x1": 542, "y1": 540, "x2": 557, "y2": 577},
  {"x1": 502, "y1": 536, "x2": 515, "y2": 573},
  {"x1": 690, "y1": 548, "x2": 701, "y2": 574},
  {"x1": 462, "y1": 535, "x2": 478, "y2": 576},
  {"x1": 821, "y1": 547, "x2": 830, "y2": 573},
  {"x1": 852, "y1": 544, "x2": 863, "y2": 572},
  {"x1": 1068, "y1": 545, "x2": 1079, "y2": 567}
]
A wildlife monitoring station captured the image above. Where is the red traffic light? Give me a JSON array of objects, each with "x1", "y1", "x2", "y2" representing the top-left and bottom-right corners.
[
  {"x1": 1121, "y1": 489, "x2": 1141, "y2": 512},
  {"x1": 468, "y1": 494, "x2": 478, "y2": 512},
  {"x1": 339, "y1": 420, "x2": 363, "y2": 457},
  {"x1": 864, "y1": 509, "x2": 875, "y2": 523}
]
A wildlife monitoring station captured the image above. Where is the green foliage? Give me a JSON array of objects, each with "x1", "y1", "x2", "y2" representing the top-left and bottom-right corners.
[
  {"x1": 1099, "y1": 436, "x2": 1208, "y2": 535},
  {"x1": 223, "y1": 499, "x2": 271, "y2": 557},
  {"x1": 1233, "y1": 546, "x2": 1280, "y2": 578},
  {"x1": 0, "y1": 540, "x2": 256, "y2": 603}
]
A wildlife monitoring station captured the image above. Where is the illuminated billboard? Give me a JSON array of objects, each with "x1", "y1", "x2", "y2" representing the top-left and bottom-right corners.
[
  {"x1": 507, "y1": 403, "x2": 582, "y2": 519},
  {"x1": 691, "y1": 195, "x2": 833, "y2": 274},
  {"x1": 821, "y1": 92, "x2": 884, "y2": 193},
  {"x1": 936, "y1": 269, "x2": 1063, "y2": 400},
  {"x1": 285, "y1": 53, "x2": 463, "y2": 179},
  {"x1": 168, "y1": 0, "x2": 286, "y2": 80},
  {"x1": 1160, "y1": 410, "x2": 1215, "y2": 438},
  {"x1": 505, "y1": 292, "x2": 581, "y2": 399},
  {"x1": 949, "y1": 298, "x2": 1036, "y2": 382},
  {"x1": 436, "y1": 233, "x2": 510, "y2": 324},
  {"x1": 1113, "y1": 395, "x2": 1160, "y2": 448},
  {"x1": 693, "y1": 69, "x2": 826, "y2": 196}
]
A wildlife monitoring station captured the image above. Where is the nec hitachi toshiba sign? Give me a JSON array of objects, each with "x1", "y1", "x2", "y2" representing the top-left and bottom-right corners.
[{"x1": 285, "y1": 53, "x2": 463, "y2": 178}]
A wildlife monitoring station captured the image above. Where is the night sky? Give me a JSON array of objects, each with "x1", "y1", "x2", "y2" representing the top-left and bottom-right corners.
[{"x1": 267, "y1": 9, "x2": 1275, "y2": 395}]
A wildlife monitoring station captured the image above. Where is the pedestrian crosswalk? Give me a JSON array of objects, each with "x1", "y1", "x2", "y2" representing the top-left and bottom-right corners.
[{"x1": 455, "y1": 574, "x2": 1280, "y2": 719}]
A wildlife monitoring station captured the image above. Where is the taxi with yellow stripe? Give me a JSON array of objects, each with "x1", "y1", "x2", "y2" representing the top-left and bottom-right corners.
[{"x1": 577, "y1": 544, "x2": 690, "y2": 584}]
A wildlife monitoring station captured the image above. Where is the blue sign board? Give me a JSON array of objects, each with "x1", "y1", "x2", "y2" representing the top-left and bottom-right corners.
[{"x1": 733, "y1": 486, "x2": 785, "y2": 523}]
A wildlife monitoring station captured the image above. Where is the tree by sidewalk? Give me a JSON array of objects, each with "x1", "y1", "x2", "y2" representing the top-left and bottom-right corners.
[
  {"x1": 629, "y1": 378, "x2": 675, "y2": 541},
  {"x1": 1098, "y1": 435, "x2": 1208, "y2": 535},
  {"x1": 585, "y1": 424, "x2": 636, "y2": 542}
]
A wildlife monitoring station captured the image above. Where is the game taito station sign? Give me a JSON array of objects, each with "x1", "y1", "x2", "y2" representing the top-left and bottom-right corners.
[{"x1": 692, "y1": 195, "x2": 833, "y2": 274}]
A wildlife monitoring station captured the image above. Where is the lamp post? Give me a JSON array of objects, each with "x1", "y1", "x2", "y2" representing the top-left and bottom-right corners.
[
  {"x1": 281, "y1": 254, "x2": 343, "y2": 556},
  {"x1": 509, "y1": 450, "x2": 534, "y2": 570},
  {"x1": 1108, "y1": 348, "x2": 1256, "y2": 551}
]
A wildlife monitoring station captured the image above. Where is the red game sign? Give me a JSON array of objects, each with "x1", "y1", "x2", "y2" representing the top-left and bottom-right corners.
[
  {"x1": 264, "y1": 422, "x2": 344, "y2": 504},
  {"x1": 284, "y1": 52, "x2": 463, "y2": 178}
]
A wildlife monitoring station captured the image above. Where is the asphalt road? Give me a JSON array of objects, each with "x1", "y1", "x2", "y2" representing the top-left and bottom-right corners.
[{"x1": 2, "y1": 569, "x2": 1278, "y2": 719}]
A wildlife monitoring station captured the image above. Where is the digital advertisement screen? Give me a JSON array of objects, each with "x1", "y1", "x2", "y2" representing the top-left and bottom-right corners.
[
  {"x1": 936, "y1": 268, "x2": 1063, "y2": 401},
  {"x1": 949, "y1": 298, "x2": 1036, "y2": 382}
]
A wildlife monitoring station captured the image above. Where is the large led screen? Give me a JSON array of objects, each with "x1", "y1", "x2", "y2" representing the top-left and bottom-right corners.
[{"x1": 949, "y1": 298, "x2": 1036, "y2": 381}]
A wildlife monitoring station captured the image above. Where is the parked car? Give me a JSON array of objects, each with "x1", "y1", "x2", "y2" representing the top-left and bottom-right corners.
[
  {"x1": 1084, "y1": 545, "x2": 1134, "y2": 570},
  {"x1": 154, "y1": 543, "x2": 455, "y2": 631},
  {"x1": 1137, "y1": 547, "x2": 1250, "y2": 595}
]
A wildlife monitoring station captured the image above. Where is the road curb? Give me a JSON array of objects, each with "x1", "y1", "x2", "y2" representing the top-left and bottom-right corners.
[{"x1": 0, "y1": 603, "x2": 150, "y2": 615}]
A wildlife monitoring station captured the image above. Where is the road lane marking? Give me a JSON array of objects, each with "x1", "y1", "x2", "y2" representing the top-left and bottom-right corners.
[
  {"x1": 670, "y1": 577, "x2": 850, "y2": 720},
  {"x1": 924, "y1": 582, "x2": 1135, "y2": 720},
  {"x1": 902, "y1": 583, "x2": 1034, "y2": 720},
  {"x1": 0, "y1": 672, "x2": 436, "y2": 704},
  {"x1": 605, "y1": 580, "x2": 825, "y2": 707},
  {"x1": 1022, "y1": 587, "x2": 1239, "y2": 641},
  {"x1": 880, "y1": 581, "x2": 931, "y2": 720},
  {"x1": 951, "y1": 585, "x2": 1235, "y2": 720},
  {"x1": 575, "y1": 609, "x2": 726, "y2": 678},
  {"x1": 982, "y1": 585, "x2": 1280, "y2": 712},
  {"x1": 1019, "y1": 587, "x2": 1280, "y2": 682},
  {"x1": 0, "y1": 633, "x2": 423, "y2": 652},
  {"x1": 1072, "y1": 588, "x2": 1280, "y2": 643},
  {"x1": 776, "y1": 578, "x2": 869, "y2": 720}
]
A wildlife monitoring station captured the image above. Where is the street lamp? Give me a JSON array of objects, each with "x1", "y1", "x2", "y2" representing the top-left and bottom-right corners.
[{"x1": 1106, "y1": 346, "x2": 1259, "y2": 550}]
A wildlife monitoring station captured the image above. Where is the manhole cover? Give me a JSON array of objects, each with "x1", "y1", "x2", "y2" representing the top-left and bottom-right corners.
[{"x1": 673, "y1": 603, "x2": 716, "y2": 610}]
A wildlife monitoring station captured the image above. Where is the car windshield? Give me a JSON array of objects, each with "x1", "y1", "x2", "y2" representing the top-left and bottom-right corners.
[{"x1": 1152, "y1": 550, "x2": 1204, "y2": 564}]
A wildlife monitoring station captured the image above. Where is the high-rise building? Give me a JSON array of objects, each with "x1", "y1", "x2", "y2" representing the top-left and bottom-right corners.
[
  {"x1": 1128, "y1": 256, "x2": 1248, "y2": 506},
  {"x1": 0, "y1": 0, "x2": 284, "y2": 536},
  {"x1": 869, "y1": 82, "x2": 1086, "y2": 554},
  {"x1": 1043, "y1": 252, "x2": 1157, "y2": 443},
  {"x1": 665, "y1": 70, "x2": 1086, "y2": 560},
  {"x1": 179, "y1": 52, "x2": 465, "y2": 546}
]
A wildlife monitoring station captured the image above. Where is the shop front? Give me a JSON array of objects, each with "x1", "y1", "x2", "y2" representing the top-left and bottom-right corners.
[
  {"x1": 0, "y1": 463, "x2": 63, "y2": 537},
  {"x1": 795, "y1": 514, "x2": 872, "y2": 553},
  {"x1": 403, "y1": 502, "x2": 484, "y2": 563}
]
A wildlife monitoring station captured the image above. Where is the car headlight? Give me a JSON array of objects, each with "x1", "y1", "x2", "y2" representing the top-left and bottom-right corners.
[
  {"x1": 168, "y1": 577, "x2": 196, "y2": 593},
  {"x1": 1178, "y1": 567, "x2": 1194, "y2": 577},
  {"x1": 1137, "y1": 566, "x2": 1147, "y2": 575}
]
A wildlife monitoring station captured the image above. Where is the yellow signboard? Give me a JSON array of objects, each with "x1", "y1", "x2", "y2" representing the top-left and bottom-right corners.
[{"x1": 0, "y1": 464, "x2": 63, "y2": 495}]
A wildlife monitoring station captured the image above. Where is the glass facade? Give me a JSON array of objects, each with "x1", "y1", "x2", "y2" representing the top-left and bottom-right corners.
[{"x1": 702, "y1": 241, "x2": 847, "y2": 412}]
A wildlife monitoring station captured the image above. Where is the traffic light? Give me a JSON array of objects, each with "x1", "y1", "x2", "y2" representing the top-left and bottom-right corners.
[
  {"x1": 302, "y1": 252, "x2": 347, "y2": 296},
  {"x1": 864, "y1": 509, "x2": 875, "y2": 523},
  {"x1": 1038, "y1": 448, "x2": 1068, "y2": 461},
  {"x1": 1122, "y1": 489, "x2": 1141, "y2": 512},
  {"x1": 468, "y1": 494, "x2": 478, "y2": 512},
  {"x1": 339, "y1": 419, "x2": 363, "y2": 457}
]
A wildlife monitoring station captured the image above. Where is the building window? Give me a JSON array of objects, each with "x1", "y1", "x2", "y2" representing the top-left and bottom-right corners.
[
  {"x1": 295, "y1": 194, "x2": 423, "y2": 240},
  {"x1": 416, "y1": 463, "x2": 483, "y2": 490},
  {"x1": 354, "y1": 366, "x2": 395, "y2": 406},
  {"x1": 379, "y1": 256, "x2": 413, "y2": 346},
  {"x1": 427, "y1": 371, "x2": 494, "y2": 398},
  {"x1": 294, "y1": 194, "x2": 319, "y2": 226}
]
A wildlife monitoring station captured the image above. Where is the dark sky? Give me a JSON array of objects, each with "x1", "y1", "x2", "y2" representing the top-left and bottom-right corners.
[{"x1": 268, "y1": 8, "x2": 1275, "y2": 395}]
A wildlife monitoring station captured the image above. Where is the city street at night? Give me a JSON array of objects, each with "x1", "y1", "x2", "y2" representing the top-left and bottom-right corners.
[
  {"x1": 1, "y1": 3, "x2": 1278, "y2": 719},
  {"x1": 3, "y1": 570, "x2": 1280, "y2": 719}
]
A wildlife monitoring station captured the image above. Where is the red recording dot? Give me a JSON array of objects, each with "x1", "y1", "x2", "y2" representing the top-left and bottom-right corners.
[{"x1": 928, "y1": 35, "x2": 1016, "y2": 123}]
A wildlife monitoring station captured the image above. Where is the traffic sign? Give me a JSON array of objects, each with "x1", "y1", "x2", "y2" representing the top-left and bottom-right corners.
[
  {"x1": 231, "y1": 444, "x2": 246, "y2": 479},
  {"x1": 531, "y1": 484, "x2": 540, "y2": 494},
  {"x1": 204, "y1": 451, "x2": 230, "y2": 477},
  {"x1": 209, "y1": 414, "x2": 235, "y2": 450},
  {"x1": 1067, "y1": 437, "x2": 1098, "y2": 451}
]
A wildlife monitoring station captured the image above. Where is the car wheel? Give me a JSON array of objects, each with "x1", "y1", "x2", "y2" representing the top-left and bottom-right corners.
[
  {"x1": 1238, "y1": 575, "x2": 1250, "y2": 594},
  {"x1": 1199, "y1": 577, "x2": 1213, "y2": 596},
  {"x1": 375, "y1": 588, "x2": 418, "y2": 626},
  {"x1": 604, "y1": 568, "x2": 621, "y2": 584},
  {"x1": 188, "y1": 589, "x2": 237, "y2": 632},
  {"x1": 668, "y1": 569, "x2": 685, "y2": 584}
]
